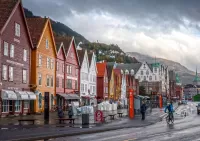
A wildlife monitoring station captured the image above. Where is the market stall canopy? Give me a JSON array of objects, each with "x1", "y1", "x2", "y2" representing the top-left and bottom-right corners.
[
  {"x1": 57, "y1": 93, "x2": 80, "y2": 100},
  {"x1": 1, "y1": 90, "x2": 17, "y2": 100},
  {"x1": 15, "y1": 91, "x2": 29, "y2": 100},
  {"x1": 26, "y1": 92, "x2": 37, "y2": 100}
]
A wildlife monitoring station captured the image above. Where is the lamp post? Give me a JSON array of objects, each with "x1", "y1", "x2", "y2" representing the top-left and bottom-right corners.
[{"x1": 149, "y1": 87, "x2": 152, "y2": 113}]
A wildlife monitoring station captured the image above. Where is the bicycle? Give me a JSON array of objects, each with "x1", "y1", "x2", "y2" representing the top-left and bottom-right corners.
[{"x1": 166, "y1": 111, "x2": 174, "y2": 124}]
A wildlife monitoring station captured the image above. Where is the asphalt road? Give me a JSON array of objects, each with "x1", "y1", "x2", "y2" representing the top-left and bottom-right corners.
[{"x1": 50, "y1": 102, "x2": 200, "y2": 141}]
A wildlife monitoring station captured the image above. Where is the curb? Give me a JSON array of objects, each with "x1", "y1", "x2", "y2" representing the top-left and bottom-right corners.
[{"x1": 6, "y1": 121, "x2": 157, "y2": 141}]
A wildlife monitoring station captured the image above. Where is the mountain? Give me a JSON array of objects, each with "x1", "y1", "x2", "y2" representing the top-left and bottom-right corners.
[
  {"x1": 23, "y1": 8, "x2": 89, "y2": 44},
  {"x1": 127, "y1": 52, "x2": 195, "y2": 85}
]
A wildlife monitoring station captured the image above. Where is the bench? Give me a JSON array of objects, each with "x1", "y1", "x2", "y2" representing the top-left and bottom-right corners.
[
  {"x1": 56, "y1": 118, "x2": 75, "y2": 124},
  {"x1": 108, "y1": 114, "x2": 116, "y2": 120},
  {"x1": 18, "y1": 119, "x2": 36, "y2": 125},
  {"x1": 117, "y1": 112, "x2": 123, "y2": 117}
]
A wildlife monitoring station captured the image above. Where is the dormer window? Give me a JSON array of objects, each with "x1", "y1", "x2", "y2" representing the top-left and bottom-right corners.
[
  {"x1": 46, "y1": 39, "x2": 49, "y2": 49},
  {"x1": 143, "y1": 64, "x2": 146, "y2": 68}
]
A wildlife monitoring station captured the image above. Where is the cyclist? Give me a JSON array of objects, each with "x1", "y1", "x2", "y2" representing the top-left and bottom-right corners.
[{"x1": 164, "y1": 101, "x2": 174, "y2": 121}]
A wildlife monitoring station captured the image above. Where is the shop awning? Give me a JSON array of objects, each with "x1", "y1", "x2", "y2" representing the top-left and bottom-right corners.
[
  {"x1": 26, "y1": 92, "x2": 37, "y2": 100},
  {"x1": 1, "y1": 90, "x2": 17, "y2": 100},
  {"x1": 15, "y1": 91, "x2": 29, "y2": 100},
  {"x1": 57, "y1": 93, "x2": 80, "y2": 100}
]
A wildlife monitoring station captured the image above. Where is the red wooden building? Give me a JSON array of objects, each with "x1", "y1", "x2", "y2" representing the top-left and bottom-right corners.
[
  {"x1": 96, "y1": 62, "x2": 108, "y2": 102},
  {"x1": 0, "y1": 0, "x2": 35, "y2": 117},
  {"x1": 55, "y1": 36, "x2": 80, "y2": 108}
]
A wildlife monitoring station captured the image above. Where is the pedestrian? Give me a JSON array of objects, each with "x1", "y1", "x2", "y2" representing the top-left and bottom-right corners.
[
  {"x1": 57, "y1": 106, "x2": 64, "y2": 118},
  {"x1": 141, "y1": 101, "x2": 147, "y2": 120},
  {"x1": 68, "y1": 104, "x2": 73, "y2": 123}
]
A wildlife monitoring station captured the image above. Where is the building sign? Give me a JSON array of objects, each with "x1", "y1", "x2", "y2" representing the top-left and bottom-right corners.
[
  {"x1": 7, "y1": 60, "x2": 24, "y2": 67},
  {"x1": 14, "y1": 38, "x2": 20, "y2": 43},
  {"x1": 95, "y1": 110, "x2": 103, "y2": 122},
  {"x1": 67, "y1": 76, "x2": 77, "y2": 80},
  {"x1": 57, "y1": 74, "x2": 64, "y2": 78}
]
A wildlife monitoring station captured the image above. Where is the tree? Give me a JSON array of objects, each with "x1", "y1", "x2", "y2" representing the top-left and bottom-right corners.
[{"x1": 139, "y1": 86, "x2": 146, "y2": 96}]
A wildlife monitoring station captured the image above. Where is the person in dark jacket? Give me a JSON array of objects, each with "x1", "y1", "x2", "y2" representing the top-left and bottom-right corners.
[
  {"x1": 141, "y1": 101, "x2": 147, "y2": 120},
  {"x1": 58, "y1": 106, "x2": 64, "y2": 118},
  {"x1": 68, "y1": 105, "x2": 73, "y2": 123}
]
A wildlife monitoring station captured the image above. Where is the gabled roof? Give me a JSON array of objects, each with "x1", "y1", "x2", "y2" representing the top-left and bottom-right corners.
[
  {"x1": 0, "y1": 0, "x2": 18, "y2": 32},
  {"x1": 97, "y1": 62, "x2": 107, "y2": 77},
  {"x1": 54, "y1": 38, "x2": 67, "y2": 58},
  {"x1": 88, "y1": 52, "x2": 93, "y2": 67},
  {"x1": 77, "y1": 49, "x2": 86, "y2": 66},
  {"x1": 55, "y1": 36, "x2": 72, "y2": 55},
  {"x1": 116, "y1": 63, "x2": 142, "y2": 74},
  {"x1": 0, "y1": 0, "x2": 33, "y2": 48},
  {"x1": 107, "y1": 62, "x2": 115, "y2": 80},
  {"x1": 26, "y1": 17, "x2": 47, "y2": 48}
]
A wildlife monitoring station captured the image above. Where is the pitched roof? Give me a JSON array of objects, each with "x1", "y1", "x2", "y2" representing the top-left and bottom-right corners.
[
  {"x1": 97, "y1": 62, "x2": 107, "y2": 77},
  {"x1": 0, "y1": 0, "x2": 19, "y2": 32},
  {"x1": 54, "y1": 37, "x2": 63, "y2": 52},
  {"x1": 77, "y1": 49, "x2": 85, "y2": 66},
  {"x1": 26, "y1": 17, "x2": 47, "y2": 48},
  {"x1": 107, "y1": 62, "x2": 115, "y2": 80},
  {"x1": 55, "y1": 36, "x2": 72, "y2": 56},
  {"x1": 116, "y1": 63, "x2": 142, "y2": 74},
  {"x1": 88, "y1": 52, "x2": 93, "y2": 67}
]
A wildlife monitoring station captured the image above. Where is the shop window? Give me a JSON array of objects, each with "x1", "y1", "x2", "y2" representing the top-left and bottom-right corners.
[
  {"x1": 66, "y1": 79, "x2": 72, "y2": 89},
  {"x1": 24, "y1": 101, "x2": 29, "y2": 109},
  {"x1": 2, "y1": 100, "x2": 9, "y2": 113},
  {"x1": 15, "y1": 100, "x2": 21, "y2": 112}
]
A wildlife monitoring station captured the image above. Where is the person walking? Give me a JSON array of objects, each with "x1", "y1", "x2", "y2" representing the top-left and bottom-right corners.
[
  {"x1": 141, "y1": 101, "x2": 147, "y2": 120},
  {"x1": 58, "y1": 106, "x2": 64, "y2": 118},
  {"x1": 68, "y1": 104, "x2": 73, "y2": 123}
]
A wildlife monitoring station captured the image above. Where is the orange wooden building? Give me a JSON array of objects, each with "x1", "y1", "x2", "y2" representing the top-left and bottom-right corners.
[{"x1": 27, "y1": 17, "x2": 57, "y2": 113}]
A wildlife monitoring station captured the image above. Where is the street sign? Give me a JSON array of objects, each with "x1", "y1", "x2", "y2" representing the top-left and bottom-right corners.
[{"x1": 95, "y1": 110, "x2": 103, "y2": 122}]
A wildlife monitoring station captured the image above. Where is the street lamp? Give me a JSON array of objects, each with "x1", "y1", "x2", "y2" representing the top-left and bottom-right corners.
[{"x1": 149, "y1": 87, "x2": 152, "y2": 113}]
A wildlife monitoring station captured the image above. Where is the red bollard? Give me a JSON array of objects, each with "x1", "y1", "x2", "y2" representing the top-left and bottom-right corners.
[{"x1": 129, "y1": 89, "x2": 134, "y2": 119}]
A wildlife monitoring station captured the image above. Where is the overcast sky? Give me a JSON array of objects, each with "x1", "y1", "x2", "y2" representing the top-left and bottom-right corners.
[{"x1": 23, "y1": 0, "x2": 200, "y2": 72}]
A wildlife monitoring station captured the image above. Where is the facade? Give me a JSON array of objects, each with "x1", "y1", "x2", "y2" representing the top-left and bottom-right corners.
[
  {"x1": 96, "y1": 62, "x2": 108, "y2": 102},
  {"x1": 183, "y1": 84, "x2": 197, "y2": 100},
  {"x1": 88, "y1": 52, "x2": 97, "y2": 105},
  {"x1": 27, "y1": 17, "x2": 57, "y2": 113},
  {"x1": 107, "y1": 62, "x2": 116, "y2": 100},
  {"x1": 113, "y1": 68, "x2": 122, "y2": 100},
  {"x1": 0, "y1": 0, "x2": 36, "y2": 117},
  {"x1": 77, "y1": 49, "x2": 90, "y2": 105}
]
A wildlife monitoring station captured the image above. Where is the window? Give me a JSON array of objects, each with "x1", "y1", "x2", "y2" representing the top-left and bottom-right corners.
[
  {"x1": 15, "y1": 100, "x2": 21, "y2": 112},
  {"x1": 47, "y1": 58, "x2": 50, "y2": 68},
  {"x1": 155, "y1": 76, "x2": 157, "y2": 80},
  {"x1": 56, "y1": 62, "x2": 59, "y2": 71},
  {"x1": 38, "y1": 54, "x2": 42, "y2": 66},
  {"x1": 106, "y1": 87, "x2": 108, "y2": 93},
  {"x1": 154, "y1": 68, "x2": 157, "y2": 73},
  {"x1": 56, "y1": 77, "x2": 59, "y2": 87},
  {"x1": 46, "y1": 75, "x2": 50, "y2": 87},
  {"x1": 85, "y1": 84, "x2": 87, "y2": 92},
  {"x1": 23, "y1": 49, "x2": 27, "y2": 61},
  {"x1": 9, "y1": 66, "x2": 13, "y2": 81},
  {"x1": 4, "y1": 41, "x2": 8, "y2": 56},
  {"x1": 144, "y1": 76, "x2": 146, "y2": 81},
  {"x1": 76, "y1": 69, "x2": 78, "y2": 76},
  {"x1": 10, "y1": 44, "x2": 14, "y2": 58},
  {"x1": 81, "y1": 83, "x2": 84, "y2": 92},
  {"x1": 15, "y1": 23, "x2": 20, "y2": 37},
  {"x1": 22, "y1": 69, "x2": 27, "y2": 83},
  {"x1": 149, "y1": 76, "x2": 152, "y2": 81},
  {"x1": 66, "y1": 65, "x2": 69, "y2": 74},
  {"x1": 69, "y1": 66, "x2": 72, "y2": 74},
  {"x1": 39, "y1": 93, "x2": 42, "y2": 109},
  {"x1": 66, "y1": 79, "x2": 72, "y2": 89},
  {"x1": 2, "y1": 100, "x2": 9, "y2": 113},
  {"x1": 146, "y1": 70, "x2": 149, "y2": 75},
  {"x1": 62, "y1": 79, "x2": 64, "y2": 88},
  {"x1": 143, "y1": 64, "x2": 146, "y2": 68},
  {"x1": 2, "y1": 65, "x2": 7, "y2": 80},
  {"x1": 62, "y1": 64, "x2": 64, "y2": 72},
  {"x1": 50, "y1": 59, "x2": 54, "y2": 69},
  {"x1": 38, "y1": 73, "x2": 42, "y2": 86},
  {"x1": 24, "y1": 101, "x2": 29, "y2": 109},
  {"x1": 51, "y1": 76, "x2": 53, "y2": 87},
  {"x1": 141, "y1": 71, "x2": 143, "y2": 75},
  {"x1": 75, "y1": 80, "x2": 78, "y2": 90},
  {"x1": 46, "y1": 39, "x2": 49, "y2": 49}
]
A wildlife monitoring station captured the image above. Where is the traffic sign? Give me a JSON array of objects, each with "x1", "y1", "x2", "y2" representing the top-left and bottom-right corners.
[{"x1": 95, "y1": 110, "x2": 103, "y2": 122}]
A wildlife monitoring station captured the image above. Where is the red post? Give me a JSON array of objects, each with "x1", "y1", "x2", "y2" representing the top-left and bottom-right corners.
[
  {"x1": 129, "y1": 89, "x2": 134, "y2": 119},
  {"x1": 159, "y1": 95, "x2": 162, "y2": 108}
]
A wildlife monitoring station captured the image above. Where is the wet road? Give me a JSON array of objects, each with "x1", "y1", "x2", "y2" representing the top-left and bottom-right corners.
[{"x1": 50, "y1": 102, "x2": 200, "y2": 141}]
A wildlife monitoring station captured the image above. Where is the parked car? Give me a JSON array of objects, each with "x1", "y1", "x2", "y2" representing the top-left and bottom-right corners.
[{"x1": 196, "y1": 103, "x2": 200, "y2": 114}]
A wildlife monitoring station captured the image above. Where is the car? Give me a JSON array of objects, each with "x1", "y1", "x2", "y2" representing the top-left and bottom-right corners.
[
  {"x1": 196, "y1": 103, "x2": 200, "y2": 114},
  {"x1": 182, "y1": 100, "x2": 187, "y2": 105}
]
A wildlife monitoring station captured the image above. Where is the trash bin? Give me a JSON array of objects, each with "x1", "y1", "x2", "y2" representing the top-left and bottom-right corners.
[{"x1": 82, "y1": 114, "x2": 89, "y2": 125}]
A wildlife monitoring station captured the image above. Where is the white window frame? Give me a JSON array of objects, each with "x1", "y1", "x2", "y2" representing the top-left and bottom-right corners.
[
  {"x1": 24, "y1": 100, "x2": 29, "y2": 109},
  {"x1": 15, "y1": 100, "x2": 21, "y2": 112},
  {"x1": 70, "y1": 66, "x2": 72, "y2": 74},
  {"x1": 46, "y1": 75, "x2": 50, "y2": 87},
  {"x1": 2, "y1": 65, "x2": 7, "y2": 80},
  {"x1": 2, "y1": 100, "x2": 9, "y2": 113},
  {"x1": 23, "y1": 49, "x2": 27, "y2": 62},
  {"x1": 38, "y1": 54, "x2": 42, "y2": 66},
  {"x1": 9, "y1": 66, "x2": 13, "y2": 81},
  {"x1": 46, "y1": 39, "x2": 49, "y2": 49},
  {"x1": 15, "y1": 23, "x2": 20, "y2": 37},
  {"x1": 10, "y1": 44, "x2": 14, "y2": 58},
  {"x1": 4, "y1": 41, "x2": 8, "y2": 56},
  {"x1": 56, "y1": 62, "x2": 59, "y2": 71},
  {"x1": 47, "y1": 58, "x2": 50, "y2": 69},
  {"x1": 22, "y1": 69, "x2": 27, "y2": 83},
  {"x1": 38, "y1": 73, "x2": 42, "y2": 86},
  {"x1": 50, "y1": 59, "x2": 54, "y2": 69}
]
